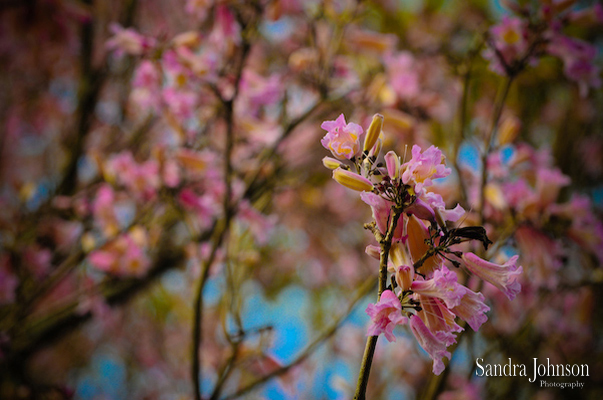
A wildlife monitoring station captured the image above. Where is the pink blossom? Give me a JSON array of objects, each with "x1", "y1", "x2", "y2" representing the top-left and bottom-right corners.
[
  {"x1": 239, "y1": 70, "x2": 282, "y2": 114},
  {"x1": 88, "y1": 229, "x2": 150, "y2": 277},
  {"x1": 365, "y1": 290, "x2": 405, "y2": 342},
  {"x1": 405, "y1": 197, "x2": 435, "y2": 221},
  {"x1": 92, "y1": 184, "x2": 119, "y2": 237},
  {"x1": 483, "y1": 17, "x2": 531, "y2": 75},
  {"x1": 535, "y1": 167, "x2": 570, "y2": 208},
  {"x1": 186, "y1": 0, "x2": 213, "y2": 22},
  {"x1": 133, "y1": 60, "x2": 160, "y2": 89},
  {"x1": 402, "y1": 145, "x2": 451, "y2": 194},
  {"x1": 359, "y1": 192, "x2": 404, "y2": 240},
  {"x1": 162, "y1": 87, "x2": 197, "y2": 120},
  {"x1": 131, "y1": 61, "x2": 161, "y2": 111},
  {"x1": 548, "y1": 34, "x2": 601, "y2": 97},
  {"x1": 515, "y1": 226, "x2": 562, "y2": 289},
  {"x1": 462, "y1": 252, "x2": 523, "y2": 300},
  {"x1": 108, "y1": 152, "x2": 161, "y2": 201},
  {"x1": 422, "y1": 191, "x2": 464, "y2": 222},
  {"x1": 451, "y1": 289, "x2": 490, "y2": 331},
  {"x1": 385, "y1": 52, "x2": 420, "y2": 100},
  {"x1": 320, "y1": 114, "x2": 364, "y2": 160},
  {"x1": 411, "y1": 266, "x2": 466, "y2": 308},
  {"x1": 417, "y1": 296, "x2": 463, "y2": 337},
  {"x1": 162, "y1": 159, "x2": 180, "y2": 188},
  {"x1": 409, "y1": 314, "x2": 452, "y2": 375},
  {"x1": 215, "y1": 5, "x2": 241, "y2": 44},
  {"x1": 105, "y1": 24, "x2": 155, "y2": 57}
]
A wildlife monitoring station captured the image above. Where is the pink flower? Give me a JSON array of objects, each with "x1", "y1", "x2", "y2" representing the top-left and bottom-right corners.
[
  {"x1": 106, "y1": 24, "x2": 155, "y2": 56},
  {"x1": 462, "y1": 252, "x2": 523, "y2": 300},
  {"x1": 178, "y1": 188, "x2": 218, "y2": 230},
  {"x1": 88, "y1": 229, "x2": 150, "y2": 277},
  {"x1": 186, "y1": 0, "x2": 213, "y2": 22},
  {"x1": 548, "y1": 34, "x2": 601, "y2": 97},
  {"x1": 385, "y1": 52, "x2": 420, "y2": 100},
  {"x1": 92, "y1": 184, "x2": 120, "y2": 237},
  {"x1": 417, "y1": 296, "x2": 463, "y2": 337},
  {"x1": 422, "y1": 192, "x2": 465, "y2": 223},
  {"x1": 483, "y1": 17, "x2": 531, "y2": 75},
  {"x1": 163, "y1": 87, "x2": 197, "y2": 120},
  {"x1": 359, "y1": 192, "x2": 404, "y2": 240},
  {"x1": 451, "y1": 289, "x2": 490, "y2": 331},
  {"x1": 411, "y1": 266, "x2": 466, "y2": 308},
  {"x1": 239, "y1": 70, "x2": 282, "y2": 114},
  {"x1": 108, "y1": 152, "x2": 161, "y2": 201},
  {"x1": 320, "y1": 114, "x2": 364, "y2": 160},
  {"x1": 365, "y1": 290, "x2": 405, "y2": 342},
  {"x1": 133, "y1": 60, "x2": 160, "y2": 89},
  {"x1": 535, "y1": 167, "x2": 570, "y2": 208},
  {"x1": 402, "y1": 145, "x2": 451, "y2": 194},
  {"x1": 409, "y1": 314, "x2": 452, "y2": 375}
]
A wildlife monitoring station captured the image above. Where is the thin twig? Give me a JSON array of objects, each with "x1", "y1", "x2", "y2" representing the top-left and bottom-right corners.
[{"x1": 221, "y1": 276, "x2": 377, "y2": 400}]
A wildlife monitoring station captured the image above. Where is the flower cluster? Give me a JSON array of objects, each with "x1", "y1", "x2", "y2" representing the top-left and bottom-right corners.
[
  {"x1": 321, "y1": 114, "x2": 523, "y2": 375},
  {"x1": 483, "y1": 2, "x2": 602, "y2": 96}
]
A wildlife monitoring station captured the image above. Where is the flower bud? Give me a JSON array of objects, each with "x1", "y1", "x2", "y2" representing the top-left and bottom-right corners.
[
  {"x1": 384, "y1": 151, "x2": 401, "y2": 179},
  {"x1": 363, "y1": 113, "x2": 384, "y2": 152},
  {"x1": 395, "y1": 265, "x2": 414, "y2": 291},
  {"x1": 322, "y1": 156, "x2": 342, "y2": 170},
  {"x1": 333, "y1": 168, "x2": 374, "y2": 192},
  {"x1": 365, "y1": 245, "x2": 381, "y2": 260},
  {"x1": 368, "y1": 135, "x2": 383, "y2": 159}
]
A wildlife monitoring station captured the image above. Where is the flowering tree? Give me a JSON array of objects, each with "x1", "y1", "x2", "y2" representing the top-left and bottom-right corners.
[{"x1": 0, "y1": 0, "x2": 602, "y2": 399}]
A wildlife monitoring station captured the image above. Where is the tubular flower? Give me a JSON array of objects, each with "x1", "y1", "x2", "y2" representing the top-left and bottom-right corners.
[
  {"x1": 365, "y1": 290, "x2": 406, "y2": 342},
  {"x1": 409, "y1": 314, "x2": 453, "y2": 375},
  {"x1": 321, "y1": 114, "x2": 364, "y2": 160},
  {"x1": 451, "y1": 289, "x2": 490, "y2": 332},
  {"x1": 462, "y1": 252, "x2": 523, "y2": 300},
  {"x1": 417, "y1": 295, "x2": 464, "y2": 337},
  {"x1": 411, "y1": 266, "x2": 466, "y2": 309},
  {"x1": 406, "y1": 214, "x2": 442, "y2": 278},
  {"x1": 333, "y1": 168, "x2": 374, "y2": 192}
]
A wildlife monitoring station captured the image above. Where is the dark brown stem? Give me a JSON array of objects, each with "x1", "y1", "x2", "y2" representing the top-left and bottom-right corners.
[{"x1": 354, "y1": 207, "x2": 403, "y2": 400}]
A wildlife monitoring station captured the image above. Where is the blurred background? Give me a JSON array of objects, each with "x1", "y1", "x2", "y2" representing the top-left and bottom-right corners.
[{"x1": 0, "y1": 0, "x2": 602, "y2": 399}]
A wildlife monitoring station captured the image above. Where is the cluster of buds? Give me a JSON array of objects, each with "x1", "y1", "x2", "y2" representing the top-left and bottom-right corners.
[{"x1": 321, "y1": 114, "x2": 522, "y2": 375}]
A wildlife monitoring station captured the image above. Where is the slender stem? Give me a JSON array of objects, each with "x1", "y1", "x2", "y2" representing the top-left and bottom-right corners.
[
  {"x1": 478, "y1": 75, "x2": 514, "y2": 225},
  {"x1": 191, "y1": 6, "x2": 258, "y2": 396},
  {"x1": 354, "y1": 207, "x2": 403, "y2": 400},
  {"x1": 221, "y1": 276, "x2": 376, "y2": 400},
  {"x1": 452, "y1": 61, "x2": 473, "y2": 206}
]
